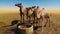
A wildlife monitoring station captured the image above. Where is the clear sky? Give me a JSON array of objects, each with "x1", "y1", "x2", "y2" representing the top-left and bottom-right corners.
[{"x1": 0, "y1": 0, "x2": 60, "y2": 9}]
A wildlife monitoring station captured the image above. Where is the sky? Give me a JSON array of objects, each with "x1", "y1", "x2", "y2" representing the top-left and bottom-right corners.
[
  {"x1": 0, "y1": 0, "x2": 60, "y2": 9},
  {"x1": 0, "y1": 0, "x2": 60, "y2": 14}
]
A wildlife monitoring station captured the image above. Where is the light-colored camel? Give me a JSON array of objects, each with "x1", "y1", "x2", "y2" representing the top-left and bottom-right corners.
[
  {"x1": 36, "y1": 8, "x2": 50, "y2": 26},
  {"x1": 35, "y1": 8, "x2": 50, "y2": 31},
  {"x1": 15, "y1": 3, "x2": 50, "y2": 31},
  {"x1": 15, "y1": 3, "x2": 36, "y2": 23}
]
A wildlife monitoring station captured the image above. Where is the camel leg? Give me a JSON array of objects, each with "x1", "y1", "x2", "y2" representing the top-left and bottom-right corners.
[
  {"x1": 20, "y1": 14, "x2": 23, "y2": 23},
  {"x1": 43, "y1": 18, "x2": 48, "y2": 27},
  {"x1": 41, "y1": 17, "x2": 44, "y2": 32},
  {"x1": 27, "y1": 16, "x2": 31, "y2": 23},
  {"x1": 35, "y1": 17, "x2": 37, "y2": 26},
  {"x1": 48, "y1": 18, "x2": 50, "y2": 27},
  {"x1": 47, "y1": 18, "x2": 50, "y2": 27},
  {"x1": 35, "y1": 17, "x2": 39, "y2": 26},
  {"x1": 37, "y1": 16, "x2": 44, "y2": 31},
  {"x1": 23, "y1": 14, "x2": 24, "y2": 23},
  {"x1": 29, "y1": 16, "x2": 31, "y2": 23},
  {"x1": 35, "y1": 16, "x2": 37, "y2": 26},
  {"x1": 44, "y1": 17, "x2": 50, "y2": 27}
]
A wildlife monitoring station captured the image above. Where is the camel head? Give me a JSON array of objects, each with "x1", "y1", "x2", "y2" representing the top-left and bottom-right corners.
[
  {"x1": 26, "y1": 7, "x2": 31, "y2": 10},
  {"x1": 42, "y1": 8, "x2": 45, "y2": 10},
  {"x1": 15, "y1": 3, "x2": 23, "y2": 7},
  {"x1": 37, "y1": 6, "x2": 39, "y2": 9},
  {"x1": 32, "y1": 6, "x2": 36, "y2": 8}
]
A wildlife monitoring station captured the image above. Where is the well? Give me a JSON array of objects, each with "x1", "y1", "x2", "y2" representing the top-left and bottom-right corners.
[{"x1": 18, "y1": 25, "x2": 33, "y2": 34}]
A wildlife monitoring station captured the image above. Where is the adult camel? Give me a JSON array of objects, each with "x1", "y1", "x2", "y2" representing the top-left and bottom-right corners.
[
  {"x1": 34, "y1": 7, "x2": 50, "y2": 31},
  {"x1": 15, "y1": 3, "x2": 25, "y2": 23},
  {"x1": 41, "y1": 8, "x2": 50, "y2": 27},
  {"x1": 37, "y1": 8, "x2": 50, "y2": 27},
  {"x1": 15, "y1": 3, "x2": 36, "y2": 24}
]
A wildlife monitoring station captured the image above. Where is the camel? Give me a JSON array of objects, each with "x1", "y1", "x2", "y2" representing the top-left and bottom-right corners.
[
  {"x1": 32, "y1": 6, "x2": 42, "y2": 26},
  {"x1": 15, "y1": 3, "x2": 41, "y2": 26},
  {"x1": 41, "y1": 8, "x2": 50, "y2": 27},
  {"x1": 15, "y1": 3, "x2": 32, "y2": 23},
  {"x1": 36, "y1": 8, "x2": 50, "y2": 28},
  {"x1": 34, "y1": 8, "x2": 50, "y2": 31},
  {"x1": 15, "y1": 3, "x2": 50, "y2": 31},
  {"x1": 15, "y1": 3, "x2": 36, "y2": 23},
  {"x1": 15, "y1": 3, "x2": 24, "y2": 23}
]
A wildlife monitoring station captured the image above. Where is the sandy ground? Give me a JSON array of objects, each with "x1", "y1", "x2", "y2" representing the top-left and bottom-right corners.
[{"x1": 0, "y1": 14, "x2": 60, "y2": 34}]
